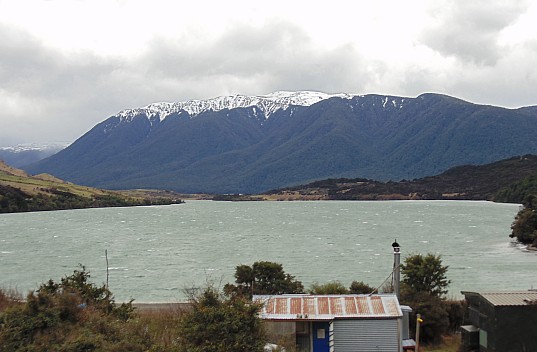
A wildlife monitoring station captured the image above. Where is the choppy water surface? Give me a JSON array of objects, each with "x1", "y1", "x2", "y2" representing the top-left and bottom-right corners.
[{"x1": 0, "y1": 200, "x2": 534, "y2": 302}]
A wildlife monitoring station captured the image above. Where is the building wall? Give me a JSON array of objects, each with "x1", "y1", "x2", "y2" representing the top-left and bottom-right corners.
[
  {"x1": 464, "y1": 295, "x2": 537, "y2": 352},
  {"x1": 493, "y1": 306, "x2": 537, "y2": 352},
  {"x1": 332, "y1": 319, "x2": 400, "y2": 352}
]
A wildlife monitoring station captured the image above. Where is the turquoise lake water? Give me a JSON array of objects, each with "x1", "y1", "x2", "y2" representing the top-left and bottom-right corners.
[{"x1": 1, "y1": 200, "x2": 534, "y2": 302}]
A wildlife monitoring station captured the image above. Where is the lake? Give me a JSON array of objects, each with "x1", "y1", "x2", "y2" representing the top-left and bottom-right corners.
[{"x1": 0, "y1": 200, "x2": 535, "y2": 302}]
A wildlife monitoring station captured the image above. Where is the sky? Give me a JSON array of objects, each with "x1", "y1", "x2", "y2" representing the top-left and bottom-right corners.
[{"x1": 1, "y1": 0, "x2": 537, "y2": 146}]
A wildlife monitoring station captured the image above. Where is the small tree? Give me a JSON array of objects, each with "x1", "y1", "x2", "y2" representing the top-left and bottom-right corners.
[
  {"x1": 400, "y1": 253, "x2": 451, "y2": 345},
  {"x1": 349, "y1": 280, "x2": 377, "y2": 294},
  {"x1": 403, "y1": 291, "x2": 449, "y2": 345},
  {"x1": 178, "y1": 287, "x2": 266, "y2": 352},
  {"x1": 401, "y1": 253, "x2": 450, "y2": 298},
  {"x1": 224, "y1": 261, "x2": 304, "y2": 297},
  {"x1": 510, "y1": 207, "x2": 537, "y2": 245},
  {"x1": 309, "y1": 281, "x2": 349, "y2": 294}
]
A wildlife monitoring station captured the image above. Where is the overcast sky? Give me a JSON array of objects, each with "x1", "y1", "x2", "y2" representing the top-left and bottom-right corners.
[{"x1": 1, "y1": 0, "x2": 536, "y2": 146}]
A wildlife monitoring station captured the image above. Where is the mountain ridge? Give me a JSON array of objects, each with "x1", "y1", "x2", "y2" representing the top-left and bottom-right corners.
[
  {"x1": 24, "y1": 92, "x2": 537, "y2": 194},
  {"x1": 115, "y1": 91, "x2": 355, "y2": 123}
]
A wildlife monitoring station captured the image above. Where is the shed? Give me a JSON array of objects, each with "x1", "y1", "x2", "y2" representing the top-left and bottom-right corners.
[
  {"x1": 461, "y1": 290, "x2": 537, "y2": 352},
  {"x1": 255, "y1": 294, "x2": 415, "y2": 352}
]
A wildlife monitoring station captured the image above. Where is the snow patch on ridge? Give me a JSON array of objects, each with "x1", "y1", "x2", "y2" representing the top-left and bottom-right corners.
[
  {"x1": 115, "y1": 91, "x2": 355, "y2": 122},
  {"x1": 0, "y1": 143, "x2": 69, "y2": 152}
]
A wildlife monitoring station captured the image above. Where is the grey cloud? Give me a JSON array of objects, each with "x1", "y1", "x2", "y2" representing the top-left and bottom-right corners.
[
  {"x1": 1, "y1": 12, "x2": 537, "y2": 146},
  {"x1": 421, "y1": 0, "x2": 530, "y2": 65},
  {"x1": 0, "y1": 25, "x2": 134, "y2": 144},
  {"x1": 138, "y1": 21, "x2": 370, "y2": 96}
]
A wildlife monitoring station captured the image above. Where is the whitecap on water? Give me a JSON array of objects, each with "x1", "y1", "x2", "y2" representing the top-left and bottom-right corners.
[{"x1": 109, "y1": 267, "x2": 129, "y2": 271}]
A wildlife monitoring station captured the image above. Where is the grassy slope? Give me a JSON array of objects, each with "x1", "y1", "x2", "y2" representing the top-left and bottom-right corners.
[
  {"x1": 1, "y1": 160, "x2": 125, "y2": 198},
  {"x1": 0, "y1": 160, "x2": 188, "y2": 211}
]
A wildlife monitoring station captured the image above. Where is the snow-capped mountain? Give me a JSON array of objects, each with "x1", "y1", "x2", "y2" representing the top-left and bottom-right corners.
[
  {"x1": 24, "y1": 93, "x2": 537, "y2": 194},
  {"x1": 0, "y1": 143, "x2": 68, "y2": 153},
  {"x1": 116, "y1": 91, "x2": 355, "y2": 122},
  {"x1": 0, "y1": 143, "x2": 68, "y2": 168}
]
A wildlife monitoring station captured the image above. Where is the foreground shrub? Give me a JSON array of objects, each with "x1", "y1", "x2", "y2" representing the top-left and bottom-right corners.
[
  {"x1": 0, "y1": 266, "x2": 147, "y2": 352},
  {"x1": 177, "y1": 287, "x2": 266, "y2": 352}
]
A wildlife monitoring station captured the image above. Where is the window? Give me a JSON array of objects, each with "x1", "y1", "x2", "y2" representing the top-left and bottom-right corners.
[
  {"x1": 317, "y1": 328, "x2": 326, "y2": 339},
  {"x1": 296, "y1": 321, "x2": 309, "y2": 334},
  {"x1": 479, "y1": 329, "x2": 488, "y2": 348}
]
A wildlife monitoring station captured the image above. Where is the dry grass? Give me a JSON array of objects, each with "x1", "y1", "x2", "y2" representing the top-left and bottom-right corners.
[
  {"x1": 421, "y1": 334, "x2": 461, "y2": 351},
  {"x1": 0, "y1": 163, "x2": 184, "y2": 201},
  {"x1": 136, "y1": 308, "x2": 184, "y2": 349},
  {"x1": 0, "y1": 169, "x2": 110, "y2": 197}
]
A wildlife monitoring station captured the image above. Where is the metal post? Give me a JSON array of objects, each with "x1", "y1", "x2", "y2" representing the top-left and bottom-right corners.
[
  {"x1": 415, "y1": 313, "x2": 422, "y2": 352},
  {"x1": 105, "y1": 249, "x2": 109, "y2": 289},
  {"x1": 392, "y1": 240, "x2": 400, "y2": 299}
]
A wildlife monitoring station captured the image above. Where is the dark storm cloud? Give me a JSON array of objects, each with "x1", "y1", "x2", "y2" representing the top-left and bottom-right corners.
[{"x1": 421, "y1": 1, "x2": 529, "y2": 65}]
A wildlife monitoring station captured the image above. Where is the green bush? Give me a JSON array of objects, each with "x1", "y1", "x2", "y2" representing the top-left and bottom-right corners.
[
  {"x1": 309, "y1": 281, "x2": 349, "y2": 294},
  {"x1": 349, "y1": 280, "x2": 377, "y2": 294},
  {"x1": 0, "y1": 266, "x2": 144, "y2": 352},
  {"x1": 177, "y1": 287, "x2": 266, "y2": 352},
  {"x1": 400, "y1": 253, "x2": 452, "y2": 345},
  {"x1": 224, "y1": 261, "x2": 304, "y2": 298}
]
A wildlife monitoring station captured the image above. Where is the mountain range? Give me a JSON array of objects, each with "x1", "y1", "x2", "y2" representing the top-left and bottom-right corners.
[
  {"x1": 24, "y1": 91, "x2": 537, "y2": 194},
  {"x1": 0, "y1": 143, "x2": 67, "y2": 168}
]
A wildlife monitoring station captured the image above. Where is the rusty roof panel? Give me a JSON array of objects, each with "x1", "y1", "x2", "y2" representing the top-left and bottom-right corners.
[
  {"x1": 371, "y1": 296, "x2": 385, "y2": 315},
  {"x1": 290, "y1": 297, "x2": 301, "y2": 315},
  {"x1": 385, "y1": 297, "x2": 400, "y2": 316},
  {"x1": 266, "y1": 298, "x2": 275, "y2": 314},
  {"x1": 275, "y1": 297, "x2": 288, "y2": 315},
  {"x1": 333, "y1": 297, "x2": 345, "y2": 315},
  {"x1": 345, "y1": 296, "x2": 358, "y2": 315},
  {"x1": 304, "y1": 297, "x2": 315, "y2": 315},
  {"x1": 356, "y1": 296, "x2": 371, "y2": 315},
  {"x1": 318, "y1": 296, "x2": 329, "y2": 315},
  {"x1": 255, "y1": 294, "x2": 402, "y2": 321}
]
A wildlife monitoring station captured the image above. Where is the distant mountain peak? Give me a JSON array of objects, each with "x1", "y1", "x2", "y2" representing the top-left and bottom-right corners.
[
  {"x1": 116, "y1": 91, "x2": 356, "y2": 122},
  {"x1": 0, "y1": 142, "x2": 69, "y2": 153}
]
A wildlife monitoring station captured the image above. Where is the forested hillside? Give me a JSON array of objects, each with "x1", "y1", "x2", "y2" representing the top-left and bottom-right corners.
[
  {"x1": 258, "y1": 155, "x2": 537, "y2": 201},
  {"x1": 25, "y1": 93, "x2": 537, "y2": 194}
]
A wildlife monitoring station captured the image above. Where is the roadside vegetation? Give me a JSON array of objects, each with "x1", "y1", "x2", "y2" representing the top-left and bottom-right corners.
[{"x1": 1, "y1": 258, "x2": 463, "y2": 351}]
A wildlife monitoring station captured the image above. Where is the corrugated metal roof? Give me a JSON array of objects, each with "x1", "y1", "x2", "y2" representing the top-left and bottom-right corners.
[
  {"x1": 462, "y1": 290, "x2": 537, "y2": 306},
  {"x1": 254, "y1": 294, "x2": 402, "y2": 320}
]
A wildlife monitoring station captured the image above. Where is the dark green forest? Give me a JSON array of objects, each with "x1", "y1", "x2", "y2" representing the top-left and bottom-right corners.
[{"x1": 498, "y1": 176, "x2": 537, "y2": 245}]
